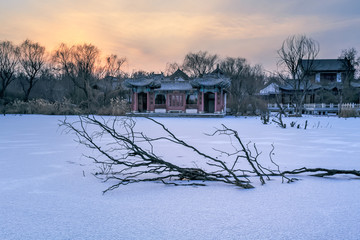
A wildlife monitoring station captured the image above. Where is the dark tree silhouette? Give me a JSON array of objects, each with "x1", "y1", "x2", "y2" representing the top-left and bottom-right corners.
[
  {"x1": 53, "y1": 43, "x2": 100, "y2": 105},
  {"x1": 0, "y1": 41, "x2": 18, "y2": 99},
  {"x1": 182, "y1": 51, "x2": 218, "y2": 77},
  {"x1": 164, "y1": 62, "x2": 181, "y2": 76},
  {"x1": 277, "y1": 35, "x2": 320, "y2": 116},
  {"x1": 102, "y1": 54, "x2": 127, "y2": 78},
  {"x1": 220, "y1": 57, "x2": 266, "y2": 114},
  {"x1": 17, "y1": 39, "x2": 46, "y2": 101}
]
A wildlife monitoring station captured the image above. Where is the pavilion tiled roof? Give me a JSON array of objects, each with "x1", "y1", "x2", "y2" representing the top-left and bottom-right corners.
[
  {"x1": 191, "y1": 74, "x2": 231, "y2": 89},
  {"x1": 278, "y1": 80, "x2": 322, "y2": 91},
  {"x1": 124, "y1": 72, "x2": 231, "y2": 91},
  {"x1": 300, "y1": 59, "x2": 348, "y2": 72},
  {"x1": 123, "y1": 78, "x2": 161, "y2": 88},
  {"x1": 169, "y1": 69, "x2": 189, "y2": 80}
]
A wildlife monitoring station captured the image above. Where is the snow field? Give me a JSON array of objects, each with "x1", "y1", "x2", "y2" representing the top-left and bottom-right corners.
[{"x1": 1, "y1": 115, "x2": 360, "y2": 240}]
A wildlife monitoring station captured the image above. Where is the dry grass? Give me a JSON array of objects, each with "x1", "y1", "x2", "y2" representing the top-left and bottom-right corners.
[
  {"x1": 339, "y1": 108, "x2": 359, "y2": 118},
  {"x1": 2, "y1": 97, "x2": 130, "y2": 116}
]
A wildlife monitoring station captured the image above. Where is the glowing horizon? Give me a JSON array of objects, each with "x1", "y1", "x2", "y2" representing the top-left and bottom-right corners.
[{"x1": 1, "y1": 0, "x2": 360, "y2": 73}]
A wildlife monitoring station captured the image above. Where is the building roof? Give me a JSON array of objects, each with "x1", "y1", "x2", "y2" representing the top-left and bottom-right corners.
[
  {"x1": 124, "y1": 72, "x2": 231, "y2": 91},
  {"x1": 259, "y1": 78, "x2": 360, "y2": 95},
  {"x1": 191, "y1": 71, "x2": 231, "y2": 89},
  {"x1": 191, "y1": 77, "x2": 231, "y2": 89},
  {"x1": 300, "y1": 59, "x2": 349, "y2": 72},
  {"x1": 123, "y1": 78, "x2": 161, "y2": 88},
  {"x1": 322, "y1": 82, "x2": 343, "y2": 91},
  {"x1": 211, "y1": 65, "x2": 225, "y2": 76},
  {"x1": 169, "y1": 69, "x2": 189, "y2": 80},
  {"x1": 279, "y1": 83, "x2": 322, "y2": 91},
  {"x1": 259, "y1": 83, "x2": 280, "y2": 95}
]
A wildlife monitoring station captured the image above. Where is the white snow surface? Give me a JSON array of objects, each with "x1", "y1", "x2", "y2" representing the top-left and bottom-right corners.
[{"x1": 1, "y1": 115, "x2": 360, "y2": 240}]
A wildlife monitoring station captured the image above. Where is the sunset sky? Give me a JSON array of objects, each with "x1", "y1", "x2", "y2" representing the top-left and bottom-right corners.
[{"x1": 1, "y1": 0, "x2": 360, "y2": 73}]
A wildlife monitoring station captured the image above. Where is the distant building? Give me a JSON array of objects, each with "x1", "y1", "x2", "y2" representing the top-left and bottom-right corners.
[
  {"x1": 260, "y1": 58, "x2": 360, "y2": 105},
  {"x1": 300, "y1": 58, "x2": 354, "y2": 84},
  {"x1": 124, "y1": 69, "x2": 230, "y2": 115}
]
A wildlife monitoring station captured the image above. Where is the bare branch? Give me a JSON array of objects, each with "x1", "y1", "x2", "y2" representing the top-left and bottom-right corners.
[
  {"x1": 281, "y1": 168, "x2": 360, "y2": 178},
  {"x1": 60, "y1": 116, "x2": 358, "y2": 194}
]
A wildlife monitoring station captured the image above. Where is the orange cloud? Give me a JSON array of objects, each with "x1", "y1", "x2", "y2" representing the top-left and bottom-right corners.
[{"x1": 1, "y1": 0, "x2": 360, "y2": 73}]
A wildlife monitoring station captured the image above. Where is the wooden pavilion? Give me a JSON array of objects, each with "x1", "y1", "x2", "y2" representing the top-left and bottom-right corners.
[{"x1": 124, "y1": 69, "x2": 230, "y2": 115}]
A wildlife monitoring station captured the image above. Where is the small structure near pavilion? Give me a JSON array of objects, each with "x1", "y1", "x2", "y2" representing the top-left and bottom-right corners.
[{"x1": 124, "y1": 69, "x2": 230, "y2": 116}]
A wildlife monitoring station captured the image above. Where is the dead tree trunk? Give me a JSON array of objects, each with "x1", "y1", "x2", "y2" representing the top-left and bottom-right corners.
[{"x1": 281, "y1": 167, "x2": 360, "y2": 177}]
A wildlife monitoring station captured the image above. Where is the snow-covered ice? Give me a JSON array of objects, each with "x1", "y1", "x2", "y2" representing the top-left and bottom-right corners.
[{"x1": 1, "y1": 115, "x2": 360, "y2": 240}]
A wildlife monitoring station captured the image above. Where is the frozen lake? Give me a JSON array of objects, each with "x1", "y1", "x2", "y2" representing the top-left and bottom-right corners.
[{"x1": 1, "y1": 115, "x2": 360, "y2": 240}]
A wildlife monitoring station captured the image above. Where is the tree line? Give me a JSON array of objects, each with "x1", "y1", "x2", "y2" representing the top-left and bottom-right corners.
[
  {"x1": 0, "y1": 40, "x2": 129, "y2": 114},
  {"x1": 1, "y1": 36, "x2": 359, "y2": 115},
  {"x1": 0, "y1": 39, "x2": 268, "y2": 115}
]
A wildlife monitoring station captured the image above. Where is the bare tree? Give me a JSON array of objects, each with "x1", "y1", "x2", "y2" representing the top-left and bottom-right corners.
[
  {"x1": 131, "y1": 70, "x2": 151, "y2": 78},
  {"x1": 164, "y1": 62, "x2": 181, "y2": 76},
  {"x1": 34, "y1": 65, "x2": 59, "y2": 101},
  {"x1": 337, "y1": 48, "x2": 360, "y2": 105},
  {"x1": 182, "y1": 51, "x2": 218, "y2": 77},
  {"x1": 244, "y1": 64, "x2": 265, "y2": 94},
  {"x1": 220, "y1": 57, "x2": 266, "y2": 114},
  {"x1": 96, "y1": 55, "x2": 128, "y2": 105},
  {"x1": 53, "y1": 43, "x2": 100, "y2": 104},
  {"x1": 220, "y1": 57, "x2": 248, "y2": 113},
  {"x1": 17, "y1": 39, "x2": 46, "y2": 101},
  {"x1": 339, "y1": 47, "x2": 359, "y2": 81},
  {"x1": 0, "y1": 41, "x2": 19, "y2": 99},
  {"x1": 277, "y1": 35, "x2": 320, "y2": 116},
  {"x1": 103, "y1": 54, "x2": 127, "y2": 78}
]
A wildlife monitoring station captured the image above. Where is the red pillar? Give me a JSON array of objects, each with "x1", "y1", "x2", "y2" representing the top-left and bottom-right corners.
[
  {"x1": 220, "y1": 89, "x2": 224, "y2": 112},
  {"x1": 146, "y1": 92, "x2": 150, "y2": 112},
  {"x1": 133, "y1": 92, "x2": 138, "y2": 112},
  {"x1": 166, "y1": 93, "x2": 170, "y2": 113},
  {"x1": 198, "y1": 91, "x2": 204, "y2": 113},
  {"x1": 214, "y1": 92, "x2": 218, "y2": 113},
  {"x1": 182, "y1": 93, "x2": 186, "y2": 112},
  {"x1": 148, "y1": 92, "x2": 155, "y2": 112}
]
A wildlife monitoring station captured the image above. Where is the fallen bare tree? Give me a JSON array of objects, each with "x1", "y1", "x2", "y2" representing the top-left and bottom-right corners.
[
  {"x1": 60, "y1": 116, "x2": 359, "y2": 193},
  {"x1": 61, "y1": 116, "x2": 295, "y2": 193}
]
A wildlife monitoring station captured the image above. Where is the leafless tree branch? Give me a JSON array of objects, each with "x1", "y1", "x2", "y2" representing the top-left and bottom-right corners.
[{"x1": 60, "y1": 116, "x2": 358, "y2": 193}]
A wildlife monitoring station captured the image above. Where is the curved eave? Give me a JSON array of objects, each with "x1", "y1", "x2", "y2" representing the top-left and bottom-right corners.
[
  {"x1": 279, "y1": 84, "x2": 322, "y2": 91},
  {"x1": 123, "y1": 78, "x2": 161, "y2": 89},
  {"x1": 191, "y1": 77, "x2": 231, "y2": 89}
]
